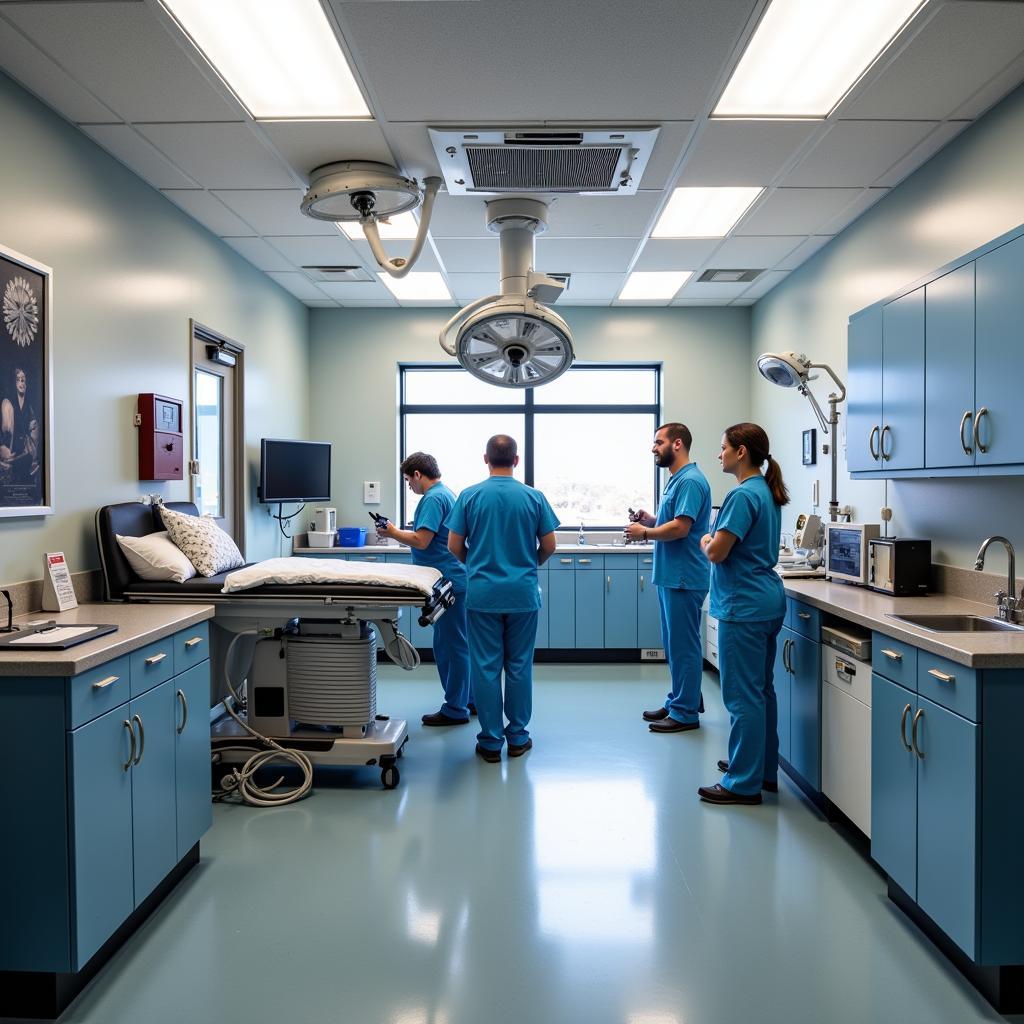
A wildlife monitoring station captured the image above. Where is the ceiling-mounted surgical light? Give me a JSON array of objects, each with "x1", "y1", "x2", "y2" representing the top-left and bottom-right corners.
[{"x1": 439, "y1": 199, "x2": 574, "y2": 389}]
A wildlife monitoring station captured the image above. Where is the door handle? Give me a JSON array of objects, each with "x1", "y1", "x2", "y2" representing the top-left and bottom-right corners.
[
  {"x1": 973, "y1": 406, "x2": 989, "y2": 454},
  {"x1": 92, "y1": 674, "x2": 119, "y2": 690},
  {"x1": 880, "y1": 424, "x2": 892, "y2": 461},
  {"x1": 184, "y1": 636, "x2": 203, "y2": 649},
  {"x1": 899, "y1": 703, "x2": 913, "y2": 752},
  {"x1": 122, "y1": 719, "x2": 136, "y2": 772},
  {"x1": 911, "y1": 708, "x2": 925, "y2": 759},
  {"x1": 959, "y1": 410, "x2": 973, "y2": 456},
  {"x1": 869, "y1": 425, "x2": 880, "y2": 461},
  {"x1": 639, "y1": 574, "x2": 645, "y2": 592},
  {"x1": 560, "y1": 558, "x2": 572, "y2": 564},
  {"x1": 835, "y1": 658, "x2": 855, "y2": 678},
  {"x1": 578, "y1": 558, "x2": 592, "y2": 565},
  {"x1": 782, "y1": 637, "x2": 792, "y2": 673},
  {"x1": 797, "y1": 611, "x2": 811, "y2": 620},
  {"x1": 606, "y1": 575, "x2": 611, "y2": 593},
  {"x1": 132, "y1": 714, "x2": 145, "y2": 766},
  {"x1": 144, "y1": 651, "x2": 167, "y2": 666},
  {"x1": 927, "y1": 667, "x2": 955, "y2": 684},
  {"x1": 881, "y1": 648, "x2": 902, "y2": 663},
  {"x1": 176, "y1": 688, "x2": 189, "y2": 735}
]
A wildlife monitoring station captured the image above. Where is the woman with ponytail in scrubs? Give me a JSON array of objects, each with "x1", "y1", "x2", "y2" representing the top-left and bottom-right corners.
[{"x1": 698, "y1": 423, "x2": 788, "y2": 805}]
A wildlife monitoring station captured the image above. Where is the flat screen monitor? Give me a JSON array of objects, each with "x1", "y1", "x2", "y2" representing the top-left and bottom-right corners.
[{"x1": 259, "y1": 439, "x2": 331, "y2": 503}]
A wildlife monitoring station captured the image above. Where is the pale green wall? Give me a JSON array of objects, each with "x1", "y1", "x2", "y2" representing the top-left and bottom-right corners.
[
  {"x1": 309, "y1": 306, "x2": 751, "y2": 525},
  {"x1": 751, "y1": 84, "x2": 1024, "y2": 569},
  {"x1": 0, "y1": 71, "x2": 309, "y2": 586}
]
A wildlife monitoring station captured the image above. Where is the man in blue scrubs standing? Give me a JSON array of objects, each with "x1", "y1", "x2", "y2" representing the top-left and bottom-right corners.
[
  {"x1": 625, "y1": 423, "x2": 712, "y2": 733},
  {"x1": 378, "y1": 452, "x2": 471, "y2": 726},
  {"x1": 446, "y1": 435, "x2": 560, "y2": 762}
]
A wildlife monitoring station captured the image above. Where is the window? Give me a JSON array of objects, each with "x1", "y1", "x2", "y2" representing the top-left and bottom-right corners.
[{"x1": 399, "y1": 365, "x2": 661, "y2": 527}]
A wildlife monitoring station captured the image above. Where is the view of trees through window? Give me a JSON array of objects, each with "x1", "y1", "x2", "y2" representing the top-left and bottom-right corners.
[{"x1": 400, "y1": 366, "x2": 660, "y2": 528}]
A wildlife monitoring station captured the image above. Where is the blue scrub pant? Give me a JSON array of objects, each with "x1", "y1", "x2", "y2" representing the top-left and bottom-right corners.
[
  {"x1": 717, "y1": 615, "x2": 785, "y2": 796},
  {"x1": 466, "y1": 610, "x2": 539, "y2": 751},
  {"x1": 434, "y1": 591, "x2": 471, "y2": 719},
  {"x1": 657, "y1": 586, "x2": 707, "y2": 724}
]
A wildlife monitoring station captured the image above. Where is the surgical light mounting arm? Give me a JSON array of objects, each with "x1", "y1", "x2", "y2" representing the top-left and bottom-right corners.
[{"x1": 359, "y1": 176, "x2": 441, "y2": 279}]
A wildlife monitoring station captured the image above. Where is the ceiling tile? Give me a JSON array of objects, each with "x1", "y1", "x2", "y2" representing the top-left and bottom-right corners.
[
  {"x1": 839, "y1": 3, "x2": 1024, "y2": 120},
  {"x1": 535, "y1": 238, "x2": 639, "y2": 273},
  {"x1": 266, "y1": 272, "x2": 331, "y2": 302},
  {"x1": 263, "y1": 235, "x2": 363, "y2": 268},
  {"x1": 212, "y1": 190, "x2": 337, "y2": 236},
  {"x1": 544, "y1": 193, "x2": 661, "y2": 238},
  {"x1": 637, "y1": 121, "x2": 697, "y2": 190},
  {"x1": 81, "y1": 124, "x2": 197, "y2": 189},
  {"x1": 951, "y1": 53, "x2": 1024, "y2": 120},
  {"x1": 674, "y1": 279, "x2": 751, "y2": 300},
  {"x1": 433, "y1": 239, "x2": 498, "y2": 274},
  {"x1": 258, "y1": 119, "x2": 396, "y2": 183},
  {"x1": 424, "y1": 193, "x2": 492, "y2": 239},
  {"x1": 306, "y1": 300, "x2": 339, "y2": 307},
  {"x1": 136, "y1": 123, "x2": 296, "y2": 189},
  {"x1": 736, "y1": 188, "x2": 863, "y2": 235},
  {"x1": 348, "y1": 239, "x2": 441, "y2": 273},
  {"x1": 670, "y1": 297, "x2": 734, "y2": 306},
  {"x1": 223, "y1": 237, "x2": 295, "y2": 273},
  {"x1": 3, "y1": 1, "x2": 241, "y2": 121},
  {"x1": 447, "y1": 273, "x2": 500, "y2": 304},
  {"x1": 873, "y1": 121, "x2": 970, "y2": 188},
  {"x1": 161, "y1": 190, "x2": 256, "y2": 237},
  {"x1": 739, "y1": 270, "x2": 789, "y2": 300},
  {"x1": 632, "y1": 238, "x2": 721, "y2": 271},
  {"x1": 819, "y1": 188, "x2": 889, "y2": 234},
  {"x1": 556, "y1": 273, "x2": 625, "y2": 302},
  {"x1": 783, "y1": 121, "x2": 939, "y2": 188},
  {"x1": 0, "y1": 13, "x2": 119, "y2": 123},
  {"x1": 706, "y1": 235, "x2": 803, "y2": 267},
  {"x1": 678, "y1": 120, "x2": 819, "y2": 186},
  {"x1": 775, "y1": 235, "x2": 833, "y2": 272},
  {"x1": 309, "y1": 280, "x2": 397, "y2": 303}
]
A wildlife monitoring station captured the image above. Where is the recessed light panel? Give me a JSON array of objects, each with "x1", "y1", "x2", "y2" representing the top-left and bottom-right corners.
[
  {"x1": 161, "y1": 0, "x2": 371, "y2": 118},
  {"x1": 652, "y1": 188, "x2": 764, "y2": 238},
  {"x1": 618, "y1": 272, "x2": 693, "y2": 302},
  {"x1": 341, "y1": 212, "x2": 419, "y2": 240},
  {"x1": 379, "y1": 273, "x2": 452, "y2": 302},
  {"x1": 714, "y1": 0, "x2": 925, "y2": 118}
]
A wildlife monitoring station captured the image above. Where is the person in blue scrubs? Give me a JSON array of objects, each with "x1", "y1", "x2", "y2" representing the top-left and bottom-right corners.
[
  {"x1": 624, "y1": 422, "x2": 712, "y2": 733},
  {"x1": 446, "y1": 435, "x2": 560, "y2": 762},
  {"x1": 698, "y1": 422, "x2": 788, "y2": 806},
  {"x1": 378, "y1": 452, "x2": 471, "y2": 726}
]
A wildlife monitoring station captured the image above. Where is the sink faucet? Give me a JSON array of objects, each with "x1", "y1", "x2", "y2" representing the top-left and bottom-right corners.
[{"x1": 974, "y1": 535, "x2": 1022, "y2": 622}]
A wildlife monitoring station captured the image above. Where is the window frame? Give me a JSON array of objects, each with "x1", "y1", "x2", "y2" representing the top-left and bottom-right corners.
[{"x1": 398, "y1": 362, "x2": 662, "y2": 528}]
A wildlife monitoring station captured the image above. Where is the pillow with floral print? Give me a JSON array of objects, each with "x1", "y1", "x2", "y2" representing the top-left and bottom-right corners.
[{"x1": 157, "y1": 505, "x2": 244, "y2": 577}]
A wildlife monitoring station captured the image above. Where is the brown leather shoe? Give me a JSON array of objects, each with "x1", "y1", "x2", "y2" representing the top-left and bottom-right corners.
[
  {"x1": 698, "y1": 783, "x2": 762, "y2": 805},
  {"x1": 642, "y1": 707, "x2": 669, "y2": 721},
  {"x1": 649, "y1": 717, "x2": 699, "y2": 733},
  {"x1": 716, "y1": 760, "x2": 779, "y2": 793},
  {"x1": 475, "y1": 743, "x2": 501, "y2": 763},
  {"x1": 507, "y1": 738, "x2": 533, "y2": 758},
  {"x1": 422, "y1": 710, "x2": 469, "y2": 726}
]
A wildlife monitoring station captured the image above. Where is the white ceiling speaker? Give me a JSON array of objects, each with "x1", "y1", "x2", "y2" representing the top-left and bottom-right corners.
[
  {"x1": 439, "y1": 198, "x2": 574, "y2": 389},
  {"x1": 300, "y1": 160, "x2": 441, "y2": 278}
]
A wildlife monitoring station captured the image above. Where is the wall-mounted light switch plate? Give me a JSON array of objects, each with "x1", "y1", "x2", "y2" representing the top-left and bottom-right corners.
[{"x1": 364, "y1": 481, "x2": 381, "y2": 505}]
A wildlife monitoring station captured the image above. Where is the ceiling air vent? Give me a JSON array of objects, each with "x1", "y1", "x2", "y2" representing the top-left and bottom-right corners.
[
  {"x1": 430, "y1": 127, "x2": 659, "y2": 196},
  {"x1": 697, "y1": 269, "x2": 764, "y2": 284},
  {"x1": 302, "y1": 266, "x2": 374, "y2": 283}
]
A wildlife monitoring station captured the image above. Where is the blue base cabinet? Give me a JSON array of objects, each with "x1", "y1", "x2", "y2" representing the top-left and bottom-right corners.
[{"x1": 775, "y1": 599, "x2": 820, "y2": 790}]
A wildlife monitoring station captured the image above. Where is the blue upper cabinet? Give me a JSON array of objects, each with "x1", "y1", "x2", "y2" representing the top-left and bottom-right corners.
[
  {"x1": 847, "y1": 307, "x2": 883, "y2": 472},
  {"x1": 975, "y1": 232, "x2": 1024, "y2": 467},
  {"x1": 881, "y1": 288, "x2": 925, "y2": 471},
  {"x1": 925, "y1": 263, "x2": 976, "y2": 470}
]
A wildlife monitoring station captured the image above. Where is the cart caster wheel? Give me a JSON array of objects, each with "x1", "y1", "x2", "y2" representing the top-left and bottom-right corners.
[{"x1": 381, "y1": 765, "x2": 400, "y2": 789}]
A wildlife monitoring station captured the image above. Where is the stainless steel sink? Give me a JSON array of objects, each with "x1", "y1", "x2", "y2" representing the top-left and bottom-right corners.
[{"x1": 888, "y1": 613, "x2": 1024, "y2": 633}]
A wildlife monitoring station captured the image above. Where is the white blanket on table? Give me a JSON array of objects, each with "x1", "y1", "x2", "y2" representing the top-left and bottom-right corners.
[{"x1": 221, "y1": 557, "x2": 442, "y2": 597}]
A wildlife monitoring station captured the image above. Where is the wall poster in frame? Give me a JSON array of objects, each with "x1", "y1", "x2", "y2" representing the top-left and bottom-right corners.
[{"x1": 0, "y1": 243, "x2": 53, "y2": 516}]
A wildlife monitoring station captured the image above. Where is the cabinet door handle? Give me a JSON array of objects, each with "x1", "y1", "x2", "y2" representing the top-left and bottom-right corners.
[
  {"x1": 606, "y1": 575, "x2": 611, "y2": 593},
  {"x1": 122, "y1": 719, "x2": 136, "y2": 772},
  {"x1": 639, "y1": 574, "x2": 645, "y2": 592},
  {"x1": 881, "y1": 648, "x2": 902, "y2": 663},
  {"x1": 869, "y1": 425, "x2": 880, "y2": 461},
  {"x1": 973, "y1": 406, "x2": 989, "y2": 454},
  {"x1": 911, "y1": 708, "x2": 925, "y2": 759},
  {"x1": 92, "y1": 674, "x2": 119, "y2": 690},
  {"x1": 176, "y1": 688, "x2": 189, "y2": 734},
  {"x1": 959, "y1": 410, "x2": 973, "y2": 456},
  {"x1": 899, "y1": 703, "x2": 913, "y2": 752},
  {"x1": 880, "y1": 424, "x2": 893, "y2": 461},
  {"x1": 797, "y1": 611, "x2": 811, "y2": 620},
  {"x1": 578, "y1": 558, "x2": 592, "y2": 565},
  {"x1": 781, "y1": 637, "x2": 791, "y2": 673},
  {"x1": 132, "y1": 714, "x2": 145, "y2": 766},
  {"x1": 927, "y1": 667, "x2": 955, "y2": 684},
  {"x1": 184, "y1": 636, "x2": 203, "y2": 649},
  {"x1": 144, "y1": 651, "x2": 167, "y2": 666},
  {"x1": 560, "y1": 557, "x2": 572, "y2": 564},
  {"x1": 835, "y1": 658, "x2": 855, "y2": 678}
]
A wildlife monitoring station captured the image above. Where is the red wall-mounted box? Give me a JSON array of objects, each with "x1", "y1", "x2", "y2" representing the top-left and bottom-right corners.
[{"x1": 138, "y1": 393, "x2": 184, "y2": 481}]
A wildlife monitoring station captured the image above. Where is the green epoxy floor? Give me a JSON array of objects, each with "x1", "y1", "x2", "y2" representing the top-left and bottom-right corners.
[{"x1": 56, "y1": 665, "x2": 1020, "y2": 1024}]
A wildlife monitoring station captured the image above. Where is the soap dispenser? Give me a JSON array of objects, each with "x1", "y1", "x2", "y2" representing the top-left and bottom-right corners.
[{"x1": 578, "y1": 521, "x2": 586, "y2": 546}]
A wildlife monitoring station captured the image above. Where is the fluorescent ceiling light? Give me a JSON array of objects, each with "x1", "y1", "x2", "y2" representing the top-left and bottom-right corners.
[
  {"x1": 379, "y1": 272, "x2": 451, "y2": 302},
  {"x1": 652, "y1": 188, "x2": 763, "y2": 238},
  {"x1": 714, "y1": 0, "x2": 925, "y2": 118},
  {"x1": 340, "y1": 212, "x2": 419, "y2": 240},
  {"x1": 618, "y1": 272, "x2": 692, "y2": 302},
  {"x1": 161, "y1": 0, "x2": 371, "y2": 118}
]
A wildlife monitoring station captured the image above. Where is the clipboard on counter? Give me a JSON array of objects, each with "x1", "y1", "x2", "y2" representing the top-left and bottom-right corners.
[{"x1": 0, "y1": 622, "x2": 118, "y2": 650}]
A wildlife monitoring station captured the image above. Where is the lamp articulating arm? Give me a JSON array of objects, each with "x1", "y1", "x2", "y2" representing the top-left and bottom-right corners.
[{"x1": 802, "y1": 361, "x2": 847, "y2": 523}]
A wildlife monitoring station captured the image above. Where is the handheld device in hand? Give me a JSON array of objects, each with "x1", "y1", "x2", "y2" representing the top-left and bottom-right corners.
[
  {"x1": 369, "y1": 512, "x2": 390, "y2": 529},
  {"x1": 628, "y1": 508, "x2": 642, "y2": 523}
]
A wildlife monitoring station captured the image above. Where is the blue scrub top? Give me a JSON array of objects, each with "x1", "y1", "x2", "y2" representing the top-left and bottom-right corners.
[
  {"x1": 652, "y1": 462, "x2": 712, "y2": 592},
  {"x1": 709, "y1": 474, "x2": 786, "y2": 622},
  {"x1": 411, "y1": 481, "x2": 467, "y2": 592},
  {"x1": 445, "y1": 476, "x2": 561, "y2": 613}
]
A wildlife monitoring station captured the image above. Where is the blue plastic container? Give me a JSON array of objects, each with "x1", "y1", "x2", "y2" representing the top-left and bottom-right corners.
[{"x1": 337, "y1": 526, "x2": 367, "y2": 548}]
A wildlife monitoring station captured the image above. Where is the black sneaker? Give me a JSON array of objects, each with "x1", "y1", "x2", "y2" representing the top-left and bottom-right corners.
[
  {"x1": 422, "y1": 710, "x2": 469, "y2": 726},
  {"x1": 475, "y1": 743, "x2": 501, "y2": 763},
  {"x1": 698, "y1": 783, "x2": 762, "y2": 805}
]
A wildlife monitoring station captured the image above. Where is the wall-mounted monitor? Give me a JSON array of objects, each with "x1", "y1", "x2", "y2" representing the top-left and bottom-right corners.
[{"x1": 258, "y1": 439, "x2": 331, "y2": 503}]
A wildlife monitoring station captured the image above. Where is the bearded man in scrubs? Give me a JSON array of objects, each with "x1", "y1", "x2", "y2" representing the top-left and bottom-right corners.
[
  {"x1": 446, "y1": 435, "x2": 560, "y2": 762},
  {"x1": 378, "y1": 451, "x2": 471, "y2": 725},
  {"x1": 625, "y1": 422, "x2": 712, "y2": 733}
]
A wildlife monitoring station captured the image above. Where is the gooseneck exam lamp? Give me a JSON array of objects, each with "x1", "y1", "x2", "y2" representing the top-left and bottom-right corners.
[{"x1": 756, "y1": 351, "x2": 847, "y2": 523}]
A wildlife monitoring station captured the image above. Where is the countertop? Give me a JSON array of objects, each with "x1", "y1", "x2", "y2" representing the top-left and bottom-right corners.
[
  {"x1": 292, "y1": 542, "x2": 655, "y2": 555},
  {"x1": 0, "y1": 602, "x2": 215, "y2": 677},
  {"x1": 782, "y1": 578, "x2": 1024, "y2": 669}
]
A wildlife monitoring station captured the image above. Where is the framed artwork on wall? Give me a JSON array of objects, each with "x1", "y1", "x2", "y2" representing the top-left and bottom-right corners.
[
  {"x1": 802, "y1": 428, "x2": 816, "y2": 467},
  {"x1": 0, "y1": 243, "x2": 53, "y2": 517}
]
